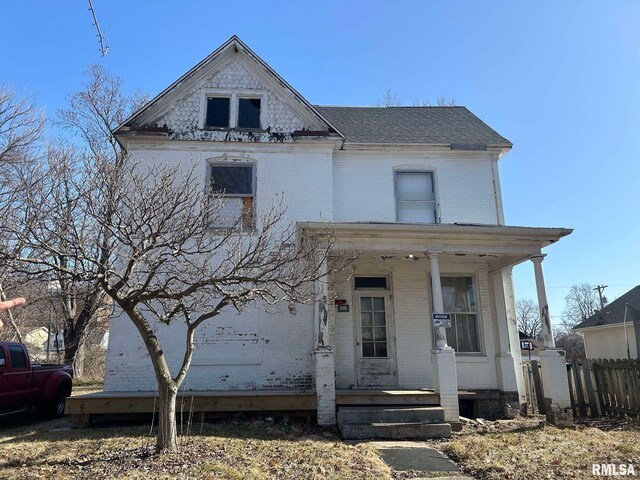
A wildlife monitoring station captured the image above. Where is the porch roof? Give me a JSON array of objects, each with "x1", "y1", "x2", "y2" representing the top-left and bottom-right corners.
[{"x1": 299, "y1": 222, "x2": 573, "y2": 272}]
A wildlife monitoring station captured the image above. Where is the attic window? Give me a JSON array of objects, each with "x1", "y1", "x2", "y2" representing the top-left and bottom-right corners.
[
  {"x1": 205, "y1": 97, "x2": 231, "y2": 128},
  {"x1": 201, "y1": 90, "x2": 266, "y2": 130},
  {"x1": 238, "y1": 98, "x2": 261, "y2": 129}
]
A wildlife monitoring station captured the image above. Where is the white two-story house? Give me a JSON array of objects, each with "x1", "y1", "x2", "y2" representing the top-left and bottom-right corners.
[{"x1": 103, "y1": 36, "x2": 573, "y2": 435}]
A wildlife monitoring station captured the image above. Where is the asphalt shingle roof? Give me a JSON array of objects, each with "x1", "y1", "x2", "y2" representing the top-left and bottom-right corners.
[
  {"x1": 315, "y1": 106, "x2": 512, "y2": 147},
  {"x1": 574, "y1": 286, "x2": 640, "y2": 329}
]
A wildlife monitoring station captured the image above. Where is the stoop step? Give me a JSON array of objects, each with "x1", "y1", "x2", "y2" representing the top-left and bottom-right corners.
[
  {"x1": 338, "y1": 406, "x2": 445, "y2": 425},
  {"x1": 337, "y1": 406, "x2": 452, "y2": 440},
  {"x1": 340, "y1": 421, "x2": 452, "y2": 440}
]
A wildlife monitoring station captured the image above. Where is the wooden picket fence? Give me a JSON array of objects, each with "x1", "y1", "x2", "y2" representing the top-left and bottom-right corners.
[
  {"x1": 566, "y1": 358, "x2": 640, "y2": 418},
  {"x1": 522, "y1": 358, "x2": 640, "y2": 418},
  {"x1": 522, "y1": 360, "x2": 545, "y2": 414}
]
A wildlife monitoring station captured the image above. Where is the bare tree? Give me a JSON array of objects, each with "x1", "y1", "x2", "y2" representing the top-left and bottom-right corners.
[
  {"x1": 412, "y1": 96, "x2": 457, "y2": 106},
  {"x1": 0, "y1": 86, "x2": 44, "y2": 166},
  {"x1": 516, "y1": 299, "x2": 541, "y2": 339},
  {"x1": 0, "y1": 86, "x2": 45, "y2": 342},
  {"x1": 554, "y1": 330, "x2": 585, "y2": 360},
  {"x1": 562, "y1": 283, "x2": 600, "y2": 329},
  {"x1": 10, "y1": 152, "x2": 352, "y2": 451},
  {"x1": 377, "y1": 89, "x2": 401, "y2": 107},
  {"x1": 0, "y1": 67, "x2": 144, "y2": 377}
]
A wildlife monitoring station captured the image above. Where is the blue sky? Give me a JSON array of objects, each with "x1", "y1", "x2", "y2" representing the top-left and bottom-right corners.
[{"x1": 2, "y1": 1, "x2": 639, "y2": 325}]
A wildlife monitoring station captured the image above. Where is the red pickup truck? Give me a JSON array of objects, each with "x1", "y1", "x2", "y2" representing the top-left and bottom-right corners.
[{"x1": 0, "y1": 341, "x2": 73, "y2": 417}]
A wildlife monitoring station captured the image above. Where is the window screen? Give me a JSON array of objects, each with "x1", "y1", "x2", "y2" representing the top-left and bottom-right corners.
[
  {"x1": 396, "y1": 171, "x2": 436, "y2": 223},
  {"x1": 237, "y1": 98, "x2": 261, "y2": 129},
  {"x1": 205, "y1": 97, "x2": 230, "y2": 128},
  {"x1": 8, "y1": 345, "x2": 27, "y2": 369}
]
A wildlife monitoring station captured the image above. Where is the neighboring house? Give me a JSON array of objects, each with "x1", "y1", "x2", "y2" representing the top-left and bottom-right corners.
[
  {"x1": 23, "y1": 327, "x2": 65, "y2": 361},
  {"x1": 104, "y1": 36, "x2": 573, "y2": 426},
  {"x1": 574, "y1": 286, "x2": 640, "y2": 360}
]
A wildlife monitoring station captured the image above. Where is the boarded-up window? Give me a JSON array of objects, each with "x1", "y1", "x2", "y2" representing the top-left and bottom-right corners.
[
  {"x1": 205, "y1": 97, "x2": 231, "y2": 128},
  {"x1": 209, "y1": 164, "x2": 254, "y2": 229},
  {"x1": 237, "y1": 98, "x2": 261, "y2": 129},
  {"x1": 395, "y1": 171, "x2": 436, "y2": 223}
]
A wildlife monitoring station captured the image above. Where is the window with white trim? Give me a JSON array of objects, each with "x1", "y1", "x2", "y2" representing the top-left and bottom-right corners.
[
  {"x1": 395, "y1": 171, "x2": 437, "y2": 223},
  {"x1": 208, "y1": 164, "x2": 254, "y2": 229},
  {"x1": 205, "y1": 97, "x2": 231, "y2": 128},
  {"x1": 439, "y1": 276, "x2": 481, "y2": 353},
  {"x1": 203, "y1": 91, "x2": 264, "y2": 130}
]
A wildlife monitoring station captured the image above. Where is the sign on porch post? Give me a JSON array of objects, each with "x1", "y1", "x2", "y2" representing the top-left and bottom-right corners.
[{"x1": 432, "y1": 313, "x2": 451, "y2": 328}]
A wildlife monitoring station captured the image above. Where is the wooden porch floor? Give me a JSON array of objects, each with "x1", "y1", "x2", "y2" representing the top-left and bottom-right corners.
[{"x1": 65, "y1": 389, "x2": 442, "y2": 418}]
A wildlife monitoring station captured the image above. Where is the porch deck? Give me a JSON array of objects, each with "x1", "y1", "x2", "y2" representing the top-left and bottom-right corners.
[{"x1": 65, "y1": 389, "x2": 445, "y2": 423}]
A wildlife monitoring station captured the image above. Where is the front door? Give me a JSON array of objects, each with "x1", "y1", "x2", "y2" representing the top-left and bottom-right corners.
[{"x1": 355, "y1": 293, "x2": 398, "y2": 387}]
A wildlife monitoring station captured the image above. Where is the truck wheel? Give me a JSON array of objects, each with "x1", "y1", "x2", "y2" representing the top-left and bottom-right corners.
[{"x1": 50, "y1": 388, "x2": 67, "y2": 418}]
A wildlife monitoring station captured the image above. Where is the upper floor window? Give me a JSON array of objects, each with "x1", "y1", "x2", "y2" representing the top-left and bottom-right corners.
[
  {"x1": 395, "y1": 171, "x2": 437, "y2": 223},
  {"x1": 237, "y1": 98, "x2": 261, "y2": 128},
  {"x1": 205, "y1": 97, "x2": 231, "y2": 128},
  {"x1": 203, "y1": 91, "x2": 264, "y2": 130},
  {"x1": 208, "y1": 163, "x2": 255, "y2": 229}
]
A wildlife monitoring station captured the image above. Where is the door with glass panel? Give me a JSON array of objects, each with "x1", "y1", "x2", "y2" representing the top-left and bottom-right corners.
[{"x1": 355, "y1": 293, "x2": 397, "y2": 387}]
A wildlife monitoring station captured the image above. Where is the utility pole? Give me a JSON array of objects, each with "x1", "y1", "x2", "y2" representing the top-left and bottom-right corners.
[{"x1": 594, "y1": 284, "x2": 608, "y2": 310}]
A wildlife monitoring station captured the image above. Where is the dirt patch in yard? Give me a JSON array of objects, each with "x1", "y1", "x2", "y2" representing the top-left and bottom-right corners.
[
  {"x1": 0, "y1": 418, "x2": 391, "y2": 479},
  {"x1": 441, "y1": 417, "x2": 640, "y2": 480}
]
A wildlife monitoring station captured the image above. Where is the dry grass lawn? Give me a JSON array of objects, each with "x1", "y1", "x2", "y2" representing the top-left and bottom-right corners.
[
  {"x1": 3, "y1": 415, "x2": 639, "y2": 479},
  {"x1": 0, "y1": 418, "x2": 391, "y2": 480},
  {"x1": 442, "y1": 421, "x2": 640, "y2": 480}
]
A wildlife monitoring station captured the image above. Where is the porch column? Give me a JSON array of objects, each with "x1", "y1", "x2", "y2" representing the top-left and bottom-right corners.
[
  {"x1": 530, "y1": 255, "x2": 573, "y2": 426},
  {"x1": 491, "y1": 270, "x2": 525, "y2": 412},
  {"x1": 531, "y1": 255, "x2": 554, "y2": 347},
  {"x1": 428, "y1": 252, "x2": 459, "y2": 422},
  {"x1": 313, "y1": 255, "x2": 336, "y2": 425}
]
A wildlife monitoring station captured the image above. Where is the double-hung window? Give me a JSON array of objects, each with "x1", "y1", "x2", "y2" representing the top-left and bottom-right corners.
[
  {"x1": 395, "y1": 171, "x2": 437, "y2": 223},
  {"x1": 208, "y1": 164, "x2": 254, "y2": 229},
  {"x1": 440, "y1": 276, "x2": 481, "y2": 353}
]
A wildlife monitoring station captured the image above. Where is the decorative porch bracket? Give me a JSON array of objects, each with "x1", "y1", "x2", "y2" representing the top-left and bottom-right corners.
[
  {"x1": 428, "y1": 251, "x2": 460, "y2": 422},
  {"x1": 313, "y1": 254, "x2": 336, "y2": 425},
  {"x1": 530, "y1": 255, "x2": 573, "y2": 426}
]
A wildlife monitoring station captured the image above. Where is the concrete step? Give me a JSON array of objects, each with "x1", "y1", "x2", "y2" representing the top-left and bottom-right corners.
[
  {"x1": 338, "y1": 406, "x2": 446, "y2": 425},
  {"x1": 340, "y1": 421, "x2": 452, "y2": 440}
]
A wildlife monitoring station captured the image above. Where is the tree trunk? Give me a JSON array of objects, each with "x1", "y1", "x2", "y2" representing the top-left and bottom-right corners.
[
  {"x1": 157, "y1": 380, "x2": 179, "y2": 452},
  {"x1": 72, "y1": 341, "x2": 85, "y2": 378},
  {"x1": 63, "y1": 337, "x2": 79, "y2": 369}
]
